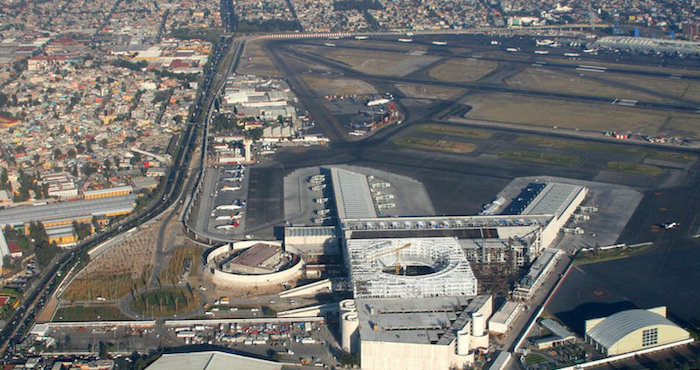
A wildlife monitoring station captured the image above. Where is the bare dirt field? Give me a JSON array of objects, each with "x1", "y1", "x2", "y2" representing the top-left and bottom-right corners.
[
  {"x1": 462, "y1": 93, "x2": 700, "y2": 138},
  {"x1": 428, "y1": 58, "x2": 498, "y2": 82},
  {"x1": 62, "y1": 227, "x2": 157, "y2": 301},
  {"x1": 237, "y1": 41, "x2": 281, "y2": 77},
  {"x1": 594, "y1": 73, "x2": 700, "y2": 103},
  {"x1": 301, "y1": 75, "x2": 377, "y2": 95},
  {"x1": 320, "y1": 48, "x2": 440, "y2": 77}
]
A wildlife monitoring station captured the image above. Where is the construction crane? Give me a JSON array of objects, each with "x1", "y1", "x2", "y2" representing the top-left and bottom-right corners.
[{"x1": 365, "y1": 243, "x2": 412, "y2": 275}]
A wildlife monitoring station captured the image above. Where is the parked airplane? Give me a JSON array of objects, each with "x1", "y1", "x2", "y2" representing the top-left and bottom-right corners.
[
  {"x1": 216, "y1": 203, "x2": 243, "y2": 210},
  {"x1": 221, "y1": 177, "x2": 242, "y2": 182},
  {"x1": 216, "y1": 223, "x2": 238, "y2": 231},
  {"x1": 221, "y1": 185, "x2": 241, "y2": 192}
]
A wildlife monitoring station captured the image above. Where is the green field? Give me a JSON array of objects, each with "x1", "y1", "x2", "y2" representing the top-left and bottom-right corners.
[
  {"x1": 575, "y1": 244, "x2": 653, "y2": 266},
  {"x1": 53, "y1": 305, "x2": 131, "y2": 322},
  {"x1": 499, "y1": 150, "x2": 580, "y2": 167},
  {"x1": 605, "y1": 161, "x2": 663, "y2": 176},
  {"x1": 516, "y1": 135, "x2": 698, "y2": 163},
  {"x1": 130, "y1": 288, "x2": 200, "y2": 317},
  {"x1": 393, "y1": 136, "x2": 477, "y2": 154},
  {"x1": 415, "y1": 124, "x2": 494, "y2": 140}
]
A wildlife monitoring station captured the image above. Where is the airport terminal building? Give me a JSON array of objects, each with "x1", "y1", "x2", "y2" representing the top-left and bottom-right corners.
[{"x1": 280, "y1": 167, "x2": 588, "y2": 369}]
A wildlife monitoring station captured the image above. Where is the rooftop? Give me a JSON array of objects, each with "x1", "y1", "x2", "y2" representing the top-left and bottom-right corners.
[
  {"x1": 329, "y1": 167, "x2": 377, "y2": 219},
  {"x1": 0, "y1": 195, "x2": 137, "y2": 227},
  {"x1": 146, "y1": 351, "x2": 282, "y2": 370},
  {"x1": 522, "y1": 183, "x2": 586, "y2": 219}
]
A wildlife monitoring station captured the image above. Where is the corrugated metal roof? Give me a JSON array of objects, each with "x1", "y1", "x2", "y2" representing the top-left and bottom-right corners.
[
  {"x1": 522, "y1": 183, "x2": 584, "y2": 218},
  {"x1": 146, "y1": 351, "x2": 282, "y2": 370},
  {"x1": 586, "y1": 309, "x2": 679, "y2": 349},
  {"x1": 330, "y1": 168, "x2": 377, "y2": 219},
  {"x1": 0, "y1": 195, "x2": 137, "y2": 227}
]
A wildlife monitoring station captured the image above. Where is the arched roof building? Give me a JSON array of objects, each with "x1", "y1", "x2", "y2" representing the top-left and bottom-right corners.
[{"x1": 585, "y1": 307, "x2": 690, "y2": 356}]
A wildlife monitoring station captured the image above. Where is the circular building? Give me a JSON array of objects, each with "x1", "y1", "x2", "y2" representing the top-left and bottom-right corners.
[
  {"x1": 584, "y1": 307, "x2": 691, "y2": 356},
  {"x1": 205, "y1": 241, "x2": 304, "y2": 287}
]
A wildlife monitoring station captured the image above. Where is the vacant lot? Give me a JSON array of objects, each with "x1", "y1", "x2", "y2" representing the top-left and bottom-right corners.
[
  {"x1": 499, "y1": 150, "x2": 580, "y2": 167},
  {"x1": 463, "y1": 93, "x2": 700, "y2": 138},
  {"x1": 575, "y1": 244, "x2": 653, "y2": 265},
  {"x1": 322, "y1": 49, "x2": 440, "y2": 77},
  {"x1": 428, "y1": 58, "x2": 498, "y2": 82},
  {"x1": 415, "y1": 123, "x2": 494, "y2": 139},
  {"x1": 393, "y1": 136, "x2": 477, "y2": 153},
  {"x1": 301, "y1": 75, "x2": 376, "y2": 95},
  {"x1": 63, "y1": 227, "x2": 157, "y2": 301},
  {"x1": 237, "y1": 41, "x2": 281, "y2": 77},
  {"x1": 605, "y1": 161, "x2": 663, "y2": 176},
  {"x1": 506, "y1": 68, "x2": 667, "y2": 103}
]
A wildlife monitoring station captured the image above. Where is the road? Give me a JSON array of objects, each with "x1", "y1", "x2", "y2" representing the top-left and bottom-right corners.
[{"x1": 0, "y1": 22, "x2": 236, "y2": 363}]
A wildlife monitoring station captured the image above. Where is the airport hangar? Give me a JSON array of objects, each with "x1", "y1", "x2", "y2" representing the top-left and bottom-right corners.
[{"x1": 281, "y1": 167, "x2": 588, "y2": 369}]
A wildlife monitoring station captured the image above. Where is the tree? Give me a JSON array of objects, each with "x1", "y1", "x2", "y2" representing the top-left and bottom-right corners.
[
  {"x1": 53, "y1": 148, "x2": 62, "y2": 159},
  {"x1": 67, "y1": 148, "x2": 77, "y2": 158},
  {"x1": 245, "y1": 127, "x2": 263, "y2": 141}
]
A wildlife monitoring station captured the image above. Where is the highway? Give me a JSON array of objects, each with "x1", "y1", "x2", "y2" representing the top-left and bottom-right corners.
[{"x1": 0, "y1": 16, "x2": 236, "y2": 362}]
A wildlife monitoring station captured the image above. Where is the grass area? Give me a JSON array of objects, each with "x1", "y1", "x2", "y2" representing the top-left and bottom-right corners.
[
  {"x1": 515, "y1": 135, "x2": 698, "y2": 163},
  {"x1": 506, "y1": 68, "x2": 668, "y2": 103},
  {"x1": 428, "y1": 58, "x2": 497, "y2": 82},
  {"x1": 393, "y1": 136, "x2": 477, "y2": 154},
  {"x1": 524, "y1": 353, "x2": 549, "y2": 365},
  {"x1": 463, "y1": 93, "x2": 700, "y2": 138},
  {"x1": 130, "y1": 288, "x2": 200, "y2": 317},
  {"x1": 322, "y1": 48, "x2": 439, "y2": 77},
  {"x1": 605, "y1": 161, "x2": 663, "y2": 176},
  {"x1": 160, "y1": 246, "x2": 200, "y2": 285},
  {"x1": 63, "y1": 269, "x2": 151, "y2": 301},
  {"x1": 53, "y1": 305, "x2": 131, "y2": 322},
  {"x1": 498, "y1": 150, "x2": 580, "y2": 167},
  {"x1": 301, "y1": 75, "x2": 376, "y2": 95},
  {"x1": 415, "y1": 123, "x2": 494, "y2": 139},
  {"x1": 575, "y1": 244, "x2": 653, "y2": 266}
]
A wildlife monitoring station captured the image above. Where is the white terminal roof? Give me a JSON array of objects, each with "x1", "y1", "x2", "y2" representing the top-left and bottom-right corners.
[
  {"x1": 522, "y1": 183, "x2": 585, "y2": 219},
  {"x1": 146, "y1": 351, "x2": 282, "y2": 370},
  {"x1": 345, "y1": 237, "x2": 477, "y2": 299},
  {"x1": 329, "y1": 167, "x2": 377, "y2": 219},
  {"x1": 586, "y1": 309, "x2": 681, "y2": 350},
  {"x1": 356, "y1": 295, "x2": 491, "y2": 345},
  {"x1": 0, "y1": 195, "x2": 137, "y2": 227}
]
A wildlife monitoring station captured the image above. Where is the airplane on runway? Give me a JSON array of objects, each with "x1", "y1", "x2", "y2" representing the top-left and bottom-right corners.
[{"x1": 221, "y1": 185, "x2": 241, "y2": 192}]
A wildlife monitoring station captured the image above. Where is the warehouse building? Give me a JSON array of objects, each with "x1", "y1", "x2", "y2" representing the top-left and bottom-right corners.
[
  {"x1": 83, "y1": 185, "x2": 133, "y2": 199},
  {"x1": 585, "y1": 307, "x2": 690, "y2": 357},
  {"x1": 0, "y1": 194, "x2": 137, "y2": 229}
]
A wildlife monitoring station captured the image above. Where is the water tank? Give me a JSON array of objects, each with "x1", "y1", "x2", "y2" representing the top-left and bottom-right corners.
[
  {"x1": 472, "y1": 312, "x2": 486, "y2": 336},
  {"x1": 339, "y1": 299, "x2": 356, "y2": 318},
  {"x1": 457, "y1": 327, "x2": 470, "y2": 355},
  {"x1": 341, "y1": 312, "x2": 359, "y2": 353}
]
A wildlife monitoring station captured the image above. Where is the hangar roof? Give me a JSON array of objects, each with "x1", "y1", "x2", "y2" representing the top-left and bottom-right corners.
[
  {"x1": 0, "y1": 195, "x2": 136, "y2": 227},
  {"x1": 146, "y1": 351, "x2": 282, "y2": 370},
  {"x1": 329, "y1": 167, "x2": 377, "y2": 219},
  {"x1": 586, "y1": 309, "x2": 679, "y2": 349}
]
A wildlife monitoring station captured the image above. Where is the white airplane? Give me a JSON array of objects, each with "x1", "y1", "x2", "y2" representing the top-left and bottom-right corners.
[
  {"x1": 221, "y1": 185, "x2": 241, "y2": 192},
  {"x1": 536, "y1": 39, "x2": 555, "y2": 46},
  {"x1": 432, "y1": 41, "x2": 447, "y2": 46},
  {"x1": 221, "y1": 177, "x2": 242, "y2": 182},
  {"x1": 216, "y1": 222, "x2": 238, "y2": 231},
  {"x1": 216, "y1": 203, "x2": 243, "y2": 211},
  {"x1": 215, "y1": 215, "x2": 234, "y2": 221},
  {"x1": 664, "y1": 222, "x2": 679, "y2": 230}
]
